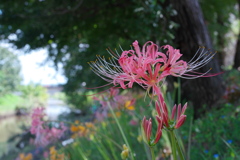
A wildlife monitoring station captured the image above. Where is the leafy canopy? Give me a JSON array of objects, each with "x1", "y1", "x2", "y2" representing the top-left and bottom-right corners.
[
  {"x1": 0, "y1": 0, "x2": 238, "y2": 108},
  {"x1": 0, "y1": 0, "x2": 177, "y2": 94},
  {"x1": 0, "y1": 47, "x2": 22, "y2": 95}
]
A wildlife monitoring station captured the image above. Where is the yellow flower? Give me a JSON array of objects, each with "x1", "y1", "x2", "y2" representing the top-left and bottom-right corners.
[
  {"x1": 123, "y1": 144, "x2": 128, "y2": 150},
  {"x1": 126, "y1": 105, "x2": 135, "y2": 110},
  {"x1": 107, "y1": 112, "x2": 121, "y2": 118},
  {"x1": 85, "y1": 122, "x2": 94, "y2": 128},
  {"x1": 19, "y1": 153, "x2": 25, "y2": 159},
  {"x1": 71, "y1": 133, "x2": 78, "y2": 139},
  {"x1": 125, "y1": 101, "x2": 135, "y2": 110},
  {"x1": 50, "y1": 146, "x2": 57, "y2": 156},
  {"x1": 70, "y1": 124, "x2": 86, "y2": 133},
  {"x1": 57, "y1": 153, "x2": 65, "y2": 160},
  {"x1": 121, "y1": 144, "x2": 129, "y2": 160},
  {"x1": 78, "y1": 125, "x2": 86, "y2": 132},
  {"x1": 49, "y1": 146, "x2": 65, "y2": 160},
  {"x1": 71, "y1": 123, "x2": 94, "y2": 138},
  {"x1": 115, "y1": 111, "x2": 121, "y2": 117},
  {"x1": 74, "y1": 120, "x2": 80, "y2": 124},
  {"x1": 18, "y1": 153, "x2": 33, "y2": 160},
  {"x1": 70, "y1": 125, "x2": 79, "y2": 132}
]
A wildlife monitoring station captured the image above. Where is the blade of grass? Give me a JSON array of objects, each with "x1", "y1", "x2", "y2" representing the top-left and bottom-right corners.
[
  {"x1": 221, "y1": 138, "x2": 240, "y2": 159},
  {"x1": 77, "y1": 145, "x2": 88, "y2": 160},
  {"x1": 174, "y1": 132, "x2": 186, "y2": 160},
  {"x1": 187, "y1": 117, "x2": 193, "y2": 160},
  {"x1": 105, "y1": 135, "x2": 120, "y2": 160},
  {"x1": 94, "y1": 138, "x2": 112, "y2": 160},
  {"x1": 107, "y1": 101, "x2": 135, "y2": 160}
]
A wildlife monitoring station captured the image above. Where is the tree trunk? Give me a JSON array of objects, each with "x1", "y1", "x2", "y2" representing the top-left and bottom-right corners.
[
  {"x1": 170, "y1": 0, "x2": 225, "y2": 118},
  {"x1": 233, "y1": 36, "x2": 240, "y2": 69},
  {"x1": 233, "y1": 0, "x2": 240, "y2": 69}
]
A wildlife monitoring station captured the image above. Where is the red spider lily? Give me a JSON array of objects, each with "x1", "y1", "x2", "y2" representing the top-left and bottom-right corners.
[
  {"x1": 155, "y1": 93, "x2": 187, "y2": 129},
  {"x1": 89, "y1": 41, "x2": 218, "y2": 96},
  {"x1": 142, "y1": 115, "x2": 163, "y2": 146}
]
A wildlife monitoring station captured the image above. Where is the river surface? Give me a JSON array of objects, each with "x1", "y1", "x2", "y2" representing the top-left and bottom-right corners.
[
  {"x1": 0, "y1": 98, "x2": 70, "y2": 157},
  {"x1": 0, "y1": 115, "x2": 30, "y2": 157}
]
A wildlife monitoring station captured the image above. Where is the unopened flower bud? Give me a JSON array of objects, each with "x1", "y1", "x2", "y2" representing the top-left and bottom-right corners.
[{"x1": 121, "y1": 144, "x2": 129, "y2": 160}]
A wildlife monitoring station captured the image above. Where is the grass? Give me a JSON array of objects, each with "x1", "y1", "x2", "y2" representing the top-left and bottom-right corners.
[
  {"x1": 0, "y1": 94, "x2": 23, "y2": 114},
  {"x1": 181, "y1": 102, "x2": 240, "y2": 160},
  {"x1": 52, "y1": 90, "x2": 240, "y2": 160},
  {"x1": 2, "y1": 90, "x2": 240, "y2": 160},
  {"x1": 3, "y1": 70, "x2": 240, "y2": 160}
]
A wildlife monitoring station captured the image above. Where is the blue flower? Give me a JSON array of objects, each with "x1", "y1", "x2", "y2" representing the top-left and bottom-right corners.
[
  {"x1": 227, "y1": 139, "x2": 233, "y2": 144},
  {"x1": 204, "y1": 150, "x2": 209, "y2": 153},
  {"x1": 221, "y1": 115, "x2": 226, "y2": 118},
  {"x1": 213, "y1": 154, "x2": 219, "y2": 158},
  {"x1": 226, "y1": 103, "x2": 231, "y2": 107}
]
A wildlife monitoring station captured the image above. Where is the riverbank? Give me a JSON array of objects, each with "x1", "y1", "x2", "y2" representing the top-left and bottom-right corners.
[
  {"x1": 0, "y1": 112, "x2": 15, "y2": 120},
  {"x1": 0, "y1": 110, "x2": 29, "y2": 120}
]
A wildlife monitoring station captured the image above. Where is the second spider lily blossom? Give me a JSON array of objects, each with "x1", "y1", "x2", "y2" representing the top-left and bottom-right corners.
[
  {"x1": 155, "y1": 93, "x2": 187, "y2": 130},
  {"x1": 89, "y1": 40, "x2": 219, "y2": 96},
  {"x1": 142, "y1": 116, "x2": 163, "y2": 146}
]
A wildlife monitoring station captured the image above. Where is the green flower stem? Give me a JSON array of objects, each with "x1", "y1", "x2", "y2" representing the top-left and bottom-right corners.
[
  {"x1": 107, "y1": 101, "x2": 134, "y2": 160},
  {"x1": 97, "y1": 132, "x2": 122, "y2": 149},
  {"x1": 170, "y1": 130, "x2": 177, "y2": 160},
  {"x1": 150, "y1": 147, "x2": 155, "y2": 160},
  {"x1": 187, "y1": 117, "x2": 193, "y2": 160},
  {"x1": 143, "y1": 143, "x2": 151, "y2": 160},
  {"x1": 174, "y1": 132, "x2": 186, "y2": 160},
  {"x1": 77, "y1": 144, "x2": 88, "y2": 160}
]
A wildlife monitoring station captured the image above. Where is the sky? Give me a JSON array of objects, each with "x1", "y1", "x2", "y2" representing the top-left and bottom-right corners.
[
  {"x1": 18, "y1": 48, "x2": 67, "y2": 85},
  {"x1": 1, "y1": 42, "x2": 67, "y2": 86}
]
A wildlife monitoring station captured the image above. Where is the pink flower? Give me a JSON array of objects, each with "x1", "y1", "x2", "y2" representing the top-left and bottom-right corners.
[
  {"x1": 129, "y1": 119, "x2": 138, "y2": 126},
  {"x1": 93, "y1": 88, "x2": 136, "y2": 122},
  {"x1": 43, "y1": 151, "x2": 49, "y2": 158},
  {"x1": 159, "y1": 45, "x2": 188, "y2": 78},
  {"x1": 155, "y1": 93, "x2": 187, "y2": 129},
  {"x1": 30, "y1": 107, "x2": 67, "y2": 147},
  {"x1": 30, "y1": 107, "x2": 45, "y2": 135},
  {"x1": 89, "y1": 41, "x2": 169, "y2": 96},
  {"x1": 109, "y1": 87, "x2": 120, "y2": 97},
  {"x1": 89, "y1": 41, "x2": 217, "y2": 96},
  {"x1": 142, "y1": 116, "x2": 163, "y2": 146},
  {"x1": 160, "y1": 45, "x2": 217, "y2": 79}
]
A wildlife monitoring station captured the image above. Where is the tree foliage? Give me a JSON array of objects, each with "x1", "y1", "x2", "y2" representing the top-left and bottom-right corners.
[
  {"x1": 0, "y1": 0, "x2": 177, "y2": 92},
  {"x1": 19, "y1": 83, "x2": 48, "y2": 108},
  {"x1": 200, "y1": 0, "x2": 238, "y2": 63},
  {"x1": 0, "y1": 0, "x2": 238, "y2": 108},
  {"x1": 0, "y1": 47, "x2": 22, "y2": 95}
]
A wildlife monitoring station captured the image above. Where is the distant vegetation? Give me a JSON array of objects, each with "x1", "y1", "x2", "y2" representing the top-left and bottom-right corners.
[{"x1": 0, "y1": 84, "x2": 48, "y2": 114}]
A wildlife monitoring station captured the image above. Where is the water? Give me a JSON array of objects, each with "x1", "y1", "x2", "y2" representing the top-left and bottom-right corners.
[
  {"x1": 0, "y1": 98, "x2": 70, "y2": 157},
  {"x1": 45, "y1": 98, "x2": 71, "y2": 120},
  {"x1": 0, "y1": 115, "x2": 30, "y2": 157}
]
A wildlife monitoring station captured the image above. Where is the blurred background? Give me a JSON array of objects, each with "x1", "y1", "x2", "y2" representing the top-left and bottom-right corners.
[{"x1": 0, "y1": 0, "x2": 239, "y2": 159}]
